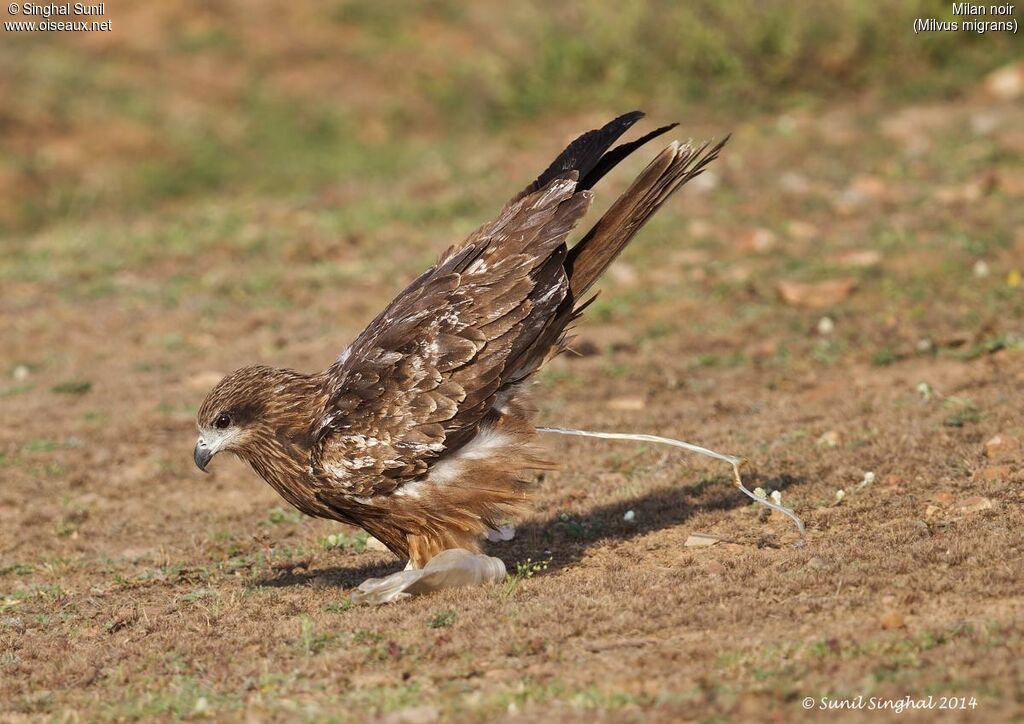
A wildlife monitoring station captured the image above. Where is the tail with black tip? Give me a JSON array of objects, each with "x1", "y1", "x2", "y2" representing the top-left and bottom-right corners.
[
  {"x1": 565, "y1": 134, "x2": 728, "y2": 298},
  {"x1": 515, "y1": 111, "x2": 678, "y2": 201}
]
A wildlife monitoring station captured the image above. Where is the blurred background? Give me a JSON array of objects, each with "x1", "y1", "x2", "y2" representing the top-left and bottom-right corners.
[
  {"x1": 2, "y1": 2, "x2": 1023, "y2": 720},
  {"x1": 0, "y1": 1, "x2": 1018, "y2": 234},
  {"x1": 2, "y1": 0, "x2": 1020, "y2": 367}
]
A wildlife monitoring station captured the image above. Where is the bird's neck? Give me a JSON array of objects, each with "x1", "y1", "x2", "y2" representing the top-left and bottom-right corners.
[{"x1": 240, "y1": 370, "x2": 331, "y2": 517}]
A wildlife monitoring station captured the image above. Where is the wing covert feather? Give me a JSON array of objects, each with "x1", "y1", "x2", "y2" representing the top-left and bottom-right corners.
[{"x1": 311, "y1": 177, "x2": 591, "y2": 498}]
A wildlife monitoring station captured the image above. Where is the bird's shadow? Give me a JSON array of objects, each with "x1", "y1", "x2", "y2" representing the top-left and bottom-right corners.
[{"x1": 253, "y1": 471, "x2": 807, "y2": 589}]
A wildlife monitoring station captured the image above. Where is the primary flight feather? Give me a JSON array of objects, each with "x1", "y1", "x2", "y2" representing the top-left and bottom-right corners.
[{"x1": 195, "y1": 112, "x2": 727, "y2": 567}]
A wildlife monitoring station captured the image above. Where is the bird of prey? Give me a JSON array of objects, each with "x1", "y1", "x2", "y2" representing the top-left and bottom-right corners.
[{"x1": 195, "y1": 111, "x2": 726, "y2": 569}]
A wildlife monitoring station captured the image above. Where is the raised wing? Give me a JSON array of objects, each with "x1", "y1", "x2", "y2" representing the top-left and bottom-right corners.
[{"x1": 310, "y1": 176, "x2": 591, "y2": 497}]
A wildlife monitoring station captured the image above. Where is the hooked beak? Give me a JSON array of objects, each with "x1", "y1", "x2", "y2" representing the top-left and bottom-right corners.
[{"x1": 194, "y1": 440, "x2": 214, "y2": 472}]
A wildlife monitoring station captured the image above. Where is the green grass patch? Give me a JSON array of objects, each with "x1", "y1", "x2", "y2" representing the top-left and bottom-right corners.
[
  {"x1": 428, "y1": 609, "x2": 457, "y2": 629},
  {"x1": 50, "y1": 380, "x2": 92, "y2": 395},
  {"x1": 320, "y1": 530, "x2": 369, "y2": 551}
]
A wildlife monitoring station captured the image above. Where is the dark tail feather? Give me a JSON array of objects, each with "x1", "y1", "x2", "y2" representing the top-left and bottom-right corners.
[
  {"x1": 566, "y1": 136, "x2": 729, "y2": 299},
  {"x1": 579, "y1": 122, "x2": 678, "y2": 191},
  {"x1": 518, "y1": 112, "x2": 681, "y2": 200},
  {"x1": 514, "y1": 111, "x2": 645, "y2": 202}
]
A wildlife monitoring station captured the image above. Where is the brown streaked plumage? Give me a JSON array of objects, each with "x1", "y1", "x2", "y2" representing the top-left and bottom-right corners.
[{"x1": 195, "y1": 112, "x2": 727, "y2": 567}]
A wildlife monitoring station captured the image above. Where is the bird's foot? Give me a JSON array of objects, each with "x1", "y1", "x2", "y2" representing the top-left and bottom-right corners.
[{"x1": 350, "y1": 549, "x2": 506, "y2": 605}]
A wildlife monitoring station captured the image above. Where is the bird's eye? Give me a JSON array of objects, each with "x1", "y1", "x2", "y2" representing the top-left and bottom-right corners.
[{"x1": 214, "y1": 413, "x2": 232, "y2": 429}]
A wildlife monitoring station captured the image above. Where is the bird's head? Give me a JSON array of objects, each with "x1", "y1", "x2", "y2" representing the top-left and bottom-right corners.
[
  {"x1": 194, "y1": 365, "x2": 319, "y2": 473},
  {"x1": 194, "y1": 365, "x2": 273, "y2": 472}
]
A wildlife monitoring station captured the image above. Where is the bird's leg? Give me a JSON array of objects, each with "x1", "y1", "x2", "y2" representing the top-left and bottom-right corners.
[
  {"x1": 405, "y1": 534, "x2": 433, "y2": 569},
  {"x1": 407, "y1": 531, "x2": 484, "y2": 569},
  {"x1": 351, "y1": 548, "x2": 507, "y2": 605}
]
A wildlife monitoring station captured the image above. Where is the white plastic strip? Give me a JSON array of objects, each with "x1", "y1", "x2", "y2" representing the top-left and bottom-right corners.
[{"x1": 536, "y1": 426, "x2": 805, "y2": 537}]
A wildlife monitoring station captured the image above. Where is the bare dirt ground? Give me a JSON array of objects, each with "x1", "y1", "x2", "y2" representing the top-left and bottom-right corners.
[{"x1": 2, "y1": 80, "x2": 1023, "y2": 721}]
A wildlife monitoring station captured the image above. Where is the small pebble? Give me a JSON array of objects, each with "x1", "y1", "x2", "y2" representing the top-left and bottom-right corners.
[
  {"x1": 984, "y1": 61, "x2": 1024, "y2": 101},
  {"x1": 484, "y1": 525, "x2": 516, "y2": 542},
  {"x1": 857, "y1": 471, "x2": 875, "y2": 489},
  {"x1": 817, "y1": 430, "x2": 841, "y2": 448},
  {"x1": 932, "y1": 492, "x2": 954, "y2": 506},
  {"x1": 704, "y1": 561, "x2": 725, "y2": 575},
  {"x1": 736, "y1": 227, "x2": 777, "y2": 253},
  {"x1": 879, "y1": 610, "x2": 906, "y2": 630},
  {"x1": 984, "y1": 434, "x2": 1020, "y2": 462},
  {"x1": 623, "y1": 510, "x2": 636, "y2": 523},
  {"x1": 187, "y1": 370, "x2": 227, "y2": 391},
  {"x1": 685, "y1": 533, "x2": 721, "y2": 548},
  {"x1": 606, "y1": 396, "x2": 645, "y2": 411},
  {"x1": 806, "y1": 556, "x2": 832, "y2": 570},
  {"x1": 817, "y1": 316, "x2": 835, "y2": 335},
  {"x1": 977, "y1": 465, "x2": 1012, "y2": 482},
  {"x1": 957, "y1": 496, "x2": 994, "y2": 514}
]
